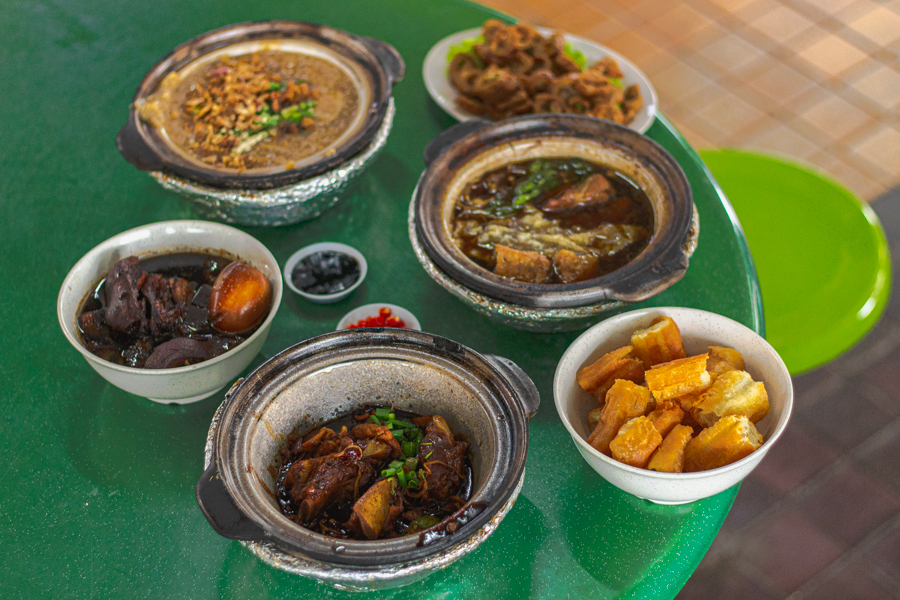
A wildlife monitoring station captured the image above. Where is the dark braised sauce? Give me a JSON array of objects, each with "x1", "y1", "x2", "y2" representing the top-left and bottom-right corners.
[
  {"x1": 274, "y1": 407, "x2": 473, "y2": 541},
  {"x1": 291, "y1": 251, "x2": 360, "y2": 295},
  {"x1": 452, "y1": 157, "x2": 654, "y2": 284},
  {"x1": 77, "y1": 252, "x2": 257, "y2": 368}
]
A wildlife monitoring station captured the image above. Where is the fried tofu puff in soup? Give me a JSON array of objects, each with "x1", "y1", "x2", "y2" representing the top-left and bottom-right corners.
[{"x1": 451, "y1": 157, "x2": 654, "y2": 284}]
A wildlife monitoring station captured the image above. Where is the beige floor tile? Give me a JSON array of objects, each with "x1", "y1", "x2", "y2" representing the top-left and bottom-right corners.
[
  {"x1": 748, "y1": 5, "x2": 817, "y2": 43},
  {"x1": 797, "y1": 34, "x2": 868, "y2": 77},
  {"x1": 544, "y1": 2, "x2": 612, "y2": 36},
  {"x1": 651, "y1": 60, "x2": 717, "y2": 103},
  {"x1": 581, "y1": 16, "x2": 637, "y2": 44},
  {"x1": 647, "y1": 4, "x2": 717, "y2": 45},
  {"x1": 703, "y1": 0, "x2": 758, "y2": 12},
  {"x1": 825, "y1": 156, "x2": 886, "y2": 198},
  {"x1": 851, "y1": 66, "x2": 900, "y2": 110},
  {"x1": 746, "y1": 63, "x2": 820, "y2": 106},
  {"x1": 831, "y1": 0, "x2": 883, "y2": 25},
  {"x1": 851, "y1": 127, "x2": 900, "y2": 177},
  {"x1": 848, "y1": 6, "x2": 900, "y2": 45},
  {"x1": 734, "y1": 0, "x2": 782, "y2": 23},
  {"x1": 695, "y1": 91, "x2": 769, "y2": 136},
  {"x1": 804, "y1": 0, "x2": 859, "y2": 13},
  {"x1": 744, "y1": 123, "x2": 822, "y2": 159},
  {"x1": 601, "y1": 29, "x2": 666, "y2": 64},
  {"x1": 667, "y1": 117, "x2": 718, "y2": 149},
  {"x1": 697, "y1": 32, "x2": 768, "y2": 74},
  {"x1": 798, "y1": 95, "x2": 873, "y2": 140}
]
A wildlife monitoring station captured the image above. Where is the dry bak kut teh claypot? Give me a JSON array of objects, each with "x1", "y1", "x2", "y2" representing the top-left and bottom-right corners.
[
  {"x1": 412, "y1": 115, "x2": 696, "y2": 311},
  {"x1": 196, "y1": 328, "x2": 539, "y2": 591},
  {"x1": 116, "y1": 21, "x2": 404, "y2": 225}
]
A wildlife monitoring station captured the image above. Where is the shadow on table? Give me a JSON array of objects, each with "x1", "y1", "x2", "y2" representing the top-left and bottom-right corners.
[
  {"x1": 211, "y1": 494, "x2": 548, "y2": 599},
  {"x1": 63, "y1": 354, "x2": 268, "y2": 501},
  {"x1": 559, "y1": 465, "x2": 697, "y2": 595}
]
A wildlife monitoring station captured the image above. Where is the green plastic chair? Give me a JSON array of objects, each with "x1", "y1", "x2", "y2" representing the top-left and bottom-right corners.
[{"x1": 699, "y1": 149, "x2": 891, "y2": 375}]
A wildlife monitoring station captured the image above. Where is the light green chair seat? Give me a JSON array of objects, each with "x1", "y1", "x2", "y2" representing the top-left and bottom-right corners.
[{"x1": 699, "y1": 149, "x2": 891, "y2": 375}]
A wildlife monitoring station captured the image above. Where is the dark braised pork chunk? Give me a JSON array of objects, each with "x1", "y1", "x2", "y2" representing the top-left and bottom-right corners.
[
  {"x1": 417, "y1": 416, "x2": 469, "y2": 501},
  {"x1": 275, "y1": 408, "x2": 473, "y2": 540}
]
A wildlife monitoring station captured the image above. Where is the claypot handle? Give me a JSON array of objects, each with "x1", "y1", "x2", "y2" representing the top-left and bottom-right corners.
[
  {"x1": 195, "y1": 460, "x2": 267, "y2": 542},
  {"x1": 359, "y1": 36, "x2": 405, "y2": 85},
  {"x1": 484, "y1": 354, "x2": 540, "y2": 418},
  {"x1": 603, "y1": 242, "x2": 690, "y2": 303},
  {"x1": 116, "y1": 112, "x2": 165, "y2": 171},
  {"x1": 423, "y1": 119, "x2": 491, "y2": 166}
]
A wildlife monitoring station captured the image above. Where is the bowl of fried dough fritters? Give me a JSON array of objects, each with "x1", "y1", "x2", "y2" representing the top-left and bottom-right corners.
[{"x1": 553, "y1": 307, "x2": 792, "y2": 504}]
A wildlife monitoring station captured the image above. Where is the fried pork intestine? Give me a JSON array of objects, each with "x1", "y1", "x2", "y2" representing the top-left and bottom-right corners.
[
  {"x1": 448, "y1": 20, "x2": 643, "y2": 123},
  {"x1": 456, "y1": 208, "x2": 648, "y2": 257}
]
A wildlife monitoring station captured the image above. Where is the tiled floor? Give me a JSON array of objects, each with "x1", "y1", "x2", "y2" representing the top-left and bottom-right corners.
[
  {"x1": 477, "y1": 0, "x2": 900, "y2": 201},
  {"x1": 470, "y1": 0, "x2": 900, "y2": 596}
]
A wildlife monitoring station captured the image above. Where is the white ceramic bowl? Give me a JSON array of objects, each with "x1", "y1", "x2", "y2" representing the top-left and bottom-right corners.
[
  {"x1": 58, "y1": 220, "x2": 283, "y2": 404},
  {"x1": 423, "y1": 27, "x2": 658, "y2": 134},
  {"x1": 553, "y1": 307, "x2": 792, "y2": 504},
  {"x1": 336, "y1": 303, "x2": 421, "y2": 331},
  {"x1": 283, "y1": 242, "x2": 367, "y2": 303}
]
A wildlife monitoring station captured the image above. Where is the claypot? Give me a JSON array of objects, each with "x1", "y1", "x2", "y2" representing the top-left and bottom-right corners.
[
  {"x1": 117, "y1": 20, "x2": 404, "y2": 190},
  {"x1": 195, "y1": 328, "x2": 539, "y2": 591},
  {"x1": 412, "y1": 115, "x2": 695, "y2": 309}
]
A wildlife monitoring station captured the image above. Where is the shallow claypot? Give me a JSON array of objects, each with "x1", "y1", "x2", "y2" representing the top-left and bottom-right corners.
[
  {"x1": 196, "y1": 328, "x2": 539, "y2": 591},
  {"x1": 117, "y1": 20, "x2": 404, "y2": 190},
  {"x1": 413, "y1": 115, "x2": 695, "y2": 310},
  {"x1": 554, "y1": 307, "x2": 792, "y2": 504},
  {"x1": 57, "y1": 220, "x2": 283, "y2": 404}
]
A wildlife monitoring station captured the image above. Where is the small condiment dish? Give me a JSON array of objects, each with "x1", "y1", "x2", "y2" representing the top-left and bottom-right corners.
[
  {"x1": 57, "y1": 220, "x2": 283, "y2": 404},
  {"x1": 283, "y1": 242, "x2": 367, "y2": 303},
  {"x1": 336, "y1": 303, "x2": 421, "y2": 331},
  {"x1": 553, "y1": 307, "x2": 792, "y2": 504}
]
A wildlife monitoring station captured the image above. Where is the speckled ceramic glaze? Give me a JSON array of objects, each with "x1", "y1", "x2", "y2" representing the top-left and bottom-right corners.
[
  {"x1": 57, "y1": 220, "x2": 283, "y2": 404},
  {"x1": 149, "y1": 100, "x2": 394, "y2": 226},
  {"x1": 553, "y1": 307, "x2": 792, "y2": 504},
  {"x1": 196, "y1": 328, "x2": 539, "y2": 590},
  {"x1": 413, "y1": 116, "x2": 695, "y2": 309}
]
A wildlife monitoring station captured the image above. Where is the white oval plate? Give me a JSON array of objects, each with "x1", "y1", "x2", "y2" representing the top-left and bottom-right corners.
[{"x1": 422, "y1": 27, "x2": 658, "y2": 134}]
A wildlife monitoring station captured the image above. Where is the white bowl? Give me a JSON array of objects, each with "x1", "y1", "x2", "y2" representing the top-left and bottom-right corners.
[
  {"x1": 422, "y1": 27, "x2": 658, "y2": 134},
  {"x1": 283, "y1": 242, "x2": 367, "y2": 303},
  {"x1": 336, "y1": 303, "x2": 421, "y2": 331},
  {"x1": 58, "y1": 220, "x2": 283, "y2": 404},
  {"x1": 553, "y1": 307, "x2": 792, "y2": 504}
]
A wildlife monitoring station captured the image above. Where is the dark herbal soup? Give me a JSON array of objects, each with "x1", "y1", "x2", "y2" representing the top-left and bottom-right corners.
[
  {"x1": 451, "y1": 157, "x2": 654, "y2": 284},
  {"x1": 274, "y1": 407, "x2": 472, "y2": 541},
  {"x1": 139, "y1": 50, "x2": 360, "y2": 170},
  {"x1": 77, "y1": 252, "x2": 269, "y2": 369}
]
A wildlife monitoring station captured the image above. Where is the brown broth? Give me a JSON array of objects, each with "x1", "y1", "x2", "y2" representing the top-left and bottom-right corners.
[{"x1": 452, "y1": 157, "x2": 654, "y2": 284}]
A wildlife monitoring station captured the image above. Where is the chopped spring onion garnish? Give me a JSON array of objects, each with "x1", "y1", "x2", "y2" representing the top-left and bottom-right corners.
[
  {"x1": 381, "y1": 468, "x2": 397, "y2": 477},
  {"x1": 374, "y1": 407, "x2": 391, "y2": 420}
]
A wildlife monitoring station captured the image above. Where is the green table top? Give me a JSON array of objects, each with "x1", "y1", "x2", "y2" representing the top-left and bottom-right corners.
[{"x1": 0, "y1": 0, "x2": 762, "y2": 598}]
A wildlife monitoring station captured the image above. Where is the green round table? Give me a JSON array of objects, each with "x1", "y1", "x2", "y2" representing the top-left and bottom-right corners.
[{"x1": 0, "y1": 1, "x2": 762, "y2": 598}]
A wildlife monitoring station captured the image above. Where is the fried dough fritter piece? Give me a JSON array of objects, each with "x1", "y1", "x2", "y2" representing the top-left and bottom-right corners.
[
  {"x1": 683, "y1": 415, "x2": 763, "y2": 472},
  {"x1": 646, "y1": 401, "x2": 685, "y2": 438},
  {"x1": 552, "y1": 249, "x2": 600, "y2": 283},
  {"x1": 576, "y1": 345, "x2": 645, "y2": 400},
  {"x1": 707, "y1": 346, "x2": 744, "y2": 376},
  {"x1": 644, "y1": 353, "x2": 711, "y2": 401},
  {"x1": 586, "y1": 380, "x2": 651, "y2": 455},
  {"x1": 646, "y1": 425, "x2": 694, "y2": 473},
  {"x1": 609, "y1": 416, "x2": 662, "y2": 468},
  {"x1": 692, "y1": 370, "x2": 769, "y2": 428},
  {"x1": 630, "y1": 316, "x2": 686, "y2": 368},
  {"x1": 493, "y1": 244, "x2": 552, "y2": 283}
]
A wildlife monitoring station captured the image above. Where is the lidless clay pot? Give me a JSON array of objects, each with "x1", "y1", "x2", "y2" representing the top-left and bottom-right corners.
[
  {"x1": 117, "y1": 20, "x2": 404, "y2": 189},
  {"x1": 196, "y1": 328, "x2": 539, "y2": 591},
  {"x1": 412, "y1": 116, "x2": 696, "y2": 312}
]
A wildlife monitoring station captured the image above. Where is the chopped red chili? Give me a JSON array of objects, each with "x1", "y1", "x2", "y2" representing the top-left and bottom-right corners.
[{"x1": 347, "y1": 307, "x2": 408, "y2": 329}]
